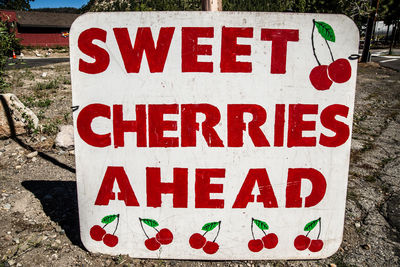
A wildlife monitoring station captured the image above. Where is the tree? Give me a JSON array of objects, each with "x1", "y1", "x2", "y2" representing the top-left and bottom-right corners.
[
  {"x1": 0, "y1": 0, "x2": 34, "y2": 11},
  {"x1": 0, "y1": 17, "x2": 20, "y2": 92}
]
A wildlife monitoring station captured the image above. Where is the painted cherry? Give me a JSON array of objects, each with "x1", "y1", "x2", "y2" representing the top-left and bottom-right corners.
[
  {"x1": 262, "y1": 233, "x2": 278, "y2": 249},
  {"x1": 103, "y1": 233, "x2": 118, "y2": 247},
  {"x1": 189, "y1": 233, "x2": 207, "y2": 249},
  {"x1": 203, "y1": 241, "x2": 219, "y2": 254},
  {"x1": 309, "y1": 65, "x2": 333, "y2": 90},
  {"x1": 248, "y1": 239, "x2": 263, "y2": 252},
  {"x1": 248, "y1": 218, "x2": 278, "y2": 251},
  {"x1": 90, "y1": 225, "x2": 106, "y2": 241},
  {"x1": 145, "y1": 237, "x2": 161, "y2": 251},
  {"x1": 294, "y1": 235, "x2": 311, "y2": 251},
  {"x1": 156, "y1": 228, "x2": 173, "y2": 245},
  {"x1": 309, "y1": 239, "x2": 324, "y2": 252},
  {"x1": 328, "y1": 58, "x2": 351, "y2": 83}
]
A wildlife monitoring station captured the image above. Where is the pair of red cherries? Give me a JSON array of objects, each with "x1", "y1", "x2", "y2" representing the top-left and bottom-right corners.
[{"x1": 309, "y1": 58, "x2": 351, "y2": 90}]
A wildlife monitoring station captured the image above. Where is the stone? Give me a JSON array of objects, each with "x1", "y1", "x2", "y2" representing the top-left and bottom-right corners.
[
  {"x1": 0, "y1": 94, "x2": 39, "y2": 138},
  {"x1": 26, "y1": 151, "x2": 38, "y2": 158},
  {"x1": 55, "y1": 125, "x2": 74, "y2": 149},
  {"x1": 4, "y1": 234, "x2": 12, "y2": 241},
  {"x1": 41, "y1": 72, "x2": 47, "y2": 78}
]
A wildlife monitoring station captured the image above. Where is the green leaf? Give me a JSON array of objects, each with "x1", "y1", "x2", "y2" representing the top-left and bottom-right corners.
[
  {"x1": 202, "y1": 221, "x2": 220, "y2": 232},
  {"x1": 304, "y1": 218, "x2": 320, "y2": 231},
  {"x1": 101, "y1": 214, "x2": 118, "y2": 224},
  {"x1": 141, "y1": 218, "x2": 159, "y2": 227},
  {"x1": 315, "y1": 21, "x2": 335, "y2": 42},
  {"x1": 253, "y1": 219, "x2": 269, "y2": 230}
]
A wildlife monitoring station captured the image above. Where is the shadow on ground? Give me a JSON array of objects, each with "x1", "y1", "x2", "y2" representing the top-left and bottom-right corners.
[{"x1": 21, "y1": 180, "x2": 84, "y2": 249}]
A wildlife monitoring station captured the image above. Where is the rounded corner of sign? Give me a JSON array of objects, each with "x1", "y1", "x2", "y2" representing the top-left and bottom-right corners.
[
  {"x1": 70, "y1": 13, "x2": 94, "y2": 34},
  {"x1": 337, "y1": 14, "x2": 360, "y2": 40},
  {"x1": 320, "y1": 239, "x2": 344, "y2": 259},
  {"x1": 79, "y1": 234, "x2": 96, "y2": 253}
]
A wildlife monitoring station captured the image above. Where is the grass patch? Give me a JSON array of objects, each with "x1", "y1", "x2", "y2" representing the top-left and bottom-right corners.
[
  {"x1": 22, "y1": 96, "x2": 52, "y2": 108},
  {"x1": 41, "y1": 119, "x2": 61, "y2": 136},
  {"x1": 34, "y1": 79, "x2": 60, "y2": 90},
  {"x1": 364, "y1": 174, "x2": 376, "y2": 183}
]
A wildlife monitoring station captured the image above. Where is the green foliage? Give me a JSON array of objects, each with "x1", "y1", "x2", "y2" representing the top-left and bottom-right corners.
[
  {"x1": 80, "y1": 0, "x2": 374, "y2": 30},
  {"x1": 41, "y1": 119, "x2": 60, "y2": 136},
  {"x1": 0, "y1": 19, "x2": 20, "y2": 93},
  {"x1": 0, "y1": 0, "x2": 34, "y2": 11},
  {"x1": 32, "y1": 7, "x2": 80, "y2": 13},
  {"x1": 380, "y1": 0, "x2": 400, "y2": 25},
  {"x1": 81, "y1": 0, "x2": 201, "y2": 12}
]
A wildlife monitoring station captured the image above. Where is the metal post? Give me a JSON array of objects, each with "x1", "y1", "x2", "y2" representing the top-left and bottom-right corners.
[{"x1": 202, "y1": 0, "x2": 222, "y2": 11}]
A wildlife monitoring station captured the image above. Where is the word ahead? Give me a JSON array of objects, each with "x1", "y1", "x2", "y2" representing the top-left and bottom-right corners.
[{"x1": 70, "y1": 12, "x2": 359, "y2": 260}]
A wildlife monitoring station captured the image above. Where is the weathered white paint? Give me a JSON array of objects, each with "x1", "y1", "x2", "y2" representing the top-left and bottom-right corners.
[{"x1": 70, "y1": 12, "x2": 359, "y2": 260}]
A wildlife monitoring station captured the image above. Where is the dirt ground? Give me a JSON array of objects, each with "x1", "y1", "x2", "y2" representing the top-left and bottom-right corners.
[{"x1": 0, "y1": 58, "x2": 399, "y2": 266}]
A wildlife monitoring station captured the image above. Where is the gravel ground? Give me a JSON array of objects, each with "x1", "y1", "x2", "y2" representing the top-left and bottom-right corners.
[{"x1": 0, "y1": 60, "x2": 399, "y2": 266}]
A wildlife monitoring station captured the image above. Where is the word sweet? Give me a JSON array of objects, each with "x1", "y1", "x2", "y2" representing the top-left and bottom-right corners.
[{"x1": 78, "y1": 27, "x2": 299, "y2": 75}]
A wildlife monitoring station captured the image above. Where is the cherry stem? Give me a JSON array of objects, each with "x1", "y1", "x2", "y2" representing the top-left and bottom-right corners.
[
  {"x1": 112, "y1": 214, "x2": 120, "y2": 235},
  {"x1": 311, "y1": 19, "x2": 321, "y2": 66},
  {"x1": 325, "y1": 39, "x2": 335, "y2": 62},
  {"x1": 251, "y1": 218, "x2": 255, "y2": 240},
  {"x1": 306, "y1": 229, "x2": 311, "y2": 237},
  {"x1": 153, "y1": 227, "x2": 159, "y2": 233},
  {"x1": 202, "y1": 231, "x2": 208, "y2": 237},
  {"x1": 212, "y1": 221, "x2": 221, "y2": 243},
  {"x1": 139, "y1": 218, "x2": 149, "y2": 239},
  {"x1": 317, "y1": 217, "x2": 322, "y2": 240},
  {"x1": 261, "y1": 229, "x2": 267, "y2": 236},
  {"x1": 102, "y1": 223, "x2": 109, "y2": 229}
]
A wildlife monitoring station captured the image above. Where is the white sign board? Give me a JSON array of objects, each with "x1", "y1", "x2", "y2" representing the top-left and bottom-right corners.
[{"x1": 70, "y1": 12, "x2": 359, "y2": 260}]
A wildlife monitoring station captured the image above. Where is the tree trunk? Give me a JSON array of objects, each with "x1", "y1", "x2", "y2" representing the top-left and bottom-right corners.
[
  {"x1": 361, "y1": 0, "x2": 379, "y2": 62},
  {"x1": 389, "y1": 21, "x2": 397, "y2": 55}
]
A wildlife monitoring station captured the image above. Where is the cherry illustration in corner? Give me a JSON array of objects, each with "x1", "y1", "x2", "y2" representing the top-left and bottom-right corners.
[
  {"x1": 294, "y1": 217, "x2": 324, "y2": 252},
  {"x1": 309, "y1": 19, "x2": 354, "y2": 90},
  {"x1": 139, "y1": 218, "x2": 173, "y2": 251},
  {"x1": 189, "y1": 221, "x2": 221, "y2": 255},
  {"x1": 90, "y1": 214, "x2": 120, "y2": 247},
  {"x1": 248, "y1": 218, "x2": 278, "y2": 252}
]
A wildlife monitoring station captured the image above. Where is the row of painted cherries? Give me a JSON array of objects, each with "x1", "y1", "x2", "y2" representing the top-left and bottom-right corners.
[{"x1": 90, "y1": 221, "x2": 322, "y2": 254}]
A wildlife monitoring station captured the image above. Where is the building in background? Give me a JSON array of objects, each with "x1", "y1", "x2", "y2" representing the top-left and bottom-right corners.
[{"x1": 0, "y1": 10, "x2": 79, "y2": 47}]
